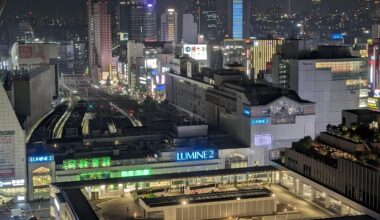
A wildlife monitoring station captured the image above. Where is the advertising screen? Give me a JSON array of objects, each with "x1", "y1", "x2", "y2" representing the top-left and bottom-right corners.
[
  {"x1": 146, "y1": 59, "x2": 157, "y2": 69},
  {"x1": 183, "y1": 44, "x2": 208, "y2": 60},
  {"x1": 254, "y1": 134, "x2": 272, "y2": 147},
  {"x1": 19, "y1": 46, "x2": 33, "y2": 59}
]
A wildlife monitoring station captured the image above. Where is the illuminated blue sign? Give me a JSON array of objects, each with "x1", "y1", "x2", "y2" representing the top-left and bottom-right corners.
[
  {"x1": 28, "y1": 155, "x2": 54, "y2": 163},
  {"x1": 176, "y1": 149, "x2": 216, "y2": 161},
  {"x1": 251, "y1": 118, "x2": 270, "y2": 125},
  {"x1": 151, "y1": 69, "x2": 158, "y2": 76},
  {"x1": 232, "y1": 0, "x2": 243, "y2": 39},
  {"x1": 331, "y1": 33, "x2": 344, "y2": 40},
  {"x1": 156, "y1": 84, "x2": 165, "y2": 92},
  {"x1": 243, "y1": 107, "x2": 251, "y2": 117}
]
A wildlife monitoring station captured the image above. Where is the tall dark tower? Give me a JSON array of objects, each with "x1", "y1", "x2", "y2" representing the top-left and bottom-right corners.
[
  {"x1": 190, "y1": 0, "x2": 221, "y2": 42},
  {"x1": 311, "y1": 0, "x2": 322, "y2": 16},
  {"x1": 116, "y1": 0, "x2": 157, "y2": 42}
]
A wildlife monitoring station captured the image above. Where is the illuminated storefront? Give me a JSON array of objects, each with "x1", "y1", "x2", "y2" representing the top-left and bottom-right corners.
[
  {"x1": 315, "y1": 60, "x2": 367, "y2": 74},
  {"x1": 27, "y1": 154, "x2": 55, "y2": 200}
]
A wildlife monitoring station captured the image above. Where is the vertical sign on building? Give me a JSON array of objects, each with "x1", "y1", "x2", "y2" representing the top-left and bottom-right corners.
[{"x1": 0, "y1": 131, "x2": 15, "y2": 178}]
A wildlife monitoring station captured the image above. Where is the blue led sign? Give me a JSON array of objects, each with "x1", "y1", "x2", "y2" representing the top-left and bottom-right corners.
[
  {"x1": 176, "y1": 149, "x2": 216, "y2": 161},
  {"x1": 251, "y1": 118, "x2": 270, "y2": 125},
  {"x1": 331, "y1": 33, "x2": 344, "y2": 40},
  {"x1": 28, "y1": 155, "x2": 54, "y2": 163},
  {"x1": 156, "y1": 84, "x2": 165, "y2": 92}
]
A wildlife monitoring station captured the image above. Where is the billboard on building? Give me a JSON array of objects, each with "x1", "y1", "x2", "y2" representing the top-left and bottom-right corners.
[
  {"x1": 183, "y1": 44, "x2": 208, "y2": 60},
  {"x1": 0, "y1": 130, "x2": 16, "y2": 178},
  {"x1": 254, "y1": 134, "x2": 272, "y2": 147},
  {"x1": 18, "y1": 46, "x2": 33, "y2": 59}
]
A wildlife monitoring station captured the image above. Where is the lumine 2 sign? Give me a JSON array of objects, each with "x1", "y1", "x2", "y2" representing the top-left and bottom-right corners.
[{"x1": 176, "y1": 149, "x2": 216, "y2": 161}]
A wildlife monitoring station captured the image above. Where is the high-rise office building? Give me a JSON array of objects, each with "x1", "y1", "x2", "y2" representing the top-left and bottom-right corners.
[
  {"x1": 310, "y1": 0, "x2": 322, "y2": 16},
  {"x1": 251, "y1": 39, "x2": 283, "y2": 78},
  {"x1": 373, "y1": 24, "x2": 380, "y2": 39},
  {"x1": 182, "y1": 14, "x2": 198, "y2": 44},
  {"x1": 227, "y1": 0, "x2": 251, "y2": 39},
  {"x1": 115, "y1": 0, "x2": 157, "y2": 42},
  {"x1": 161, "y1": 9, "x2": 178, "y2": 43},
  {"x1": 190, "y1": 0, "x2": 221, "y2": 42},
  {"x1": 87, "y1": 0, "x2": 112, "y2": 83},
  {"x1": 376, "y1": 0, "x2": 380, "y2": 17}
]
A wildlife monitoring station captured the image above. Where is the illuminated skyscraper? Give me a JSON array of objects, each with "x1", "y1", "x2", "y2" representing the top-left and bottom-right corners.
[
  {"x1": 87, "y1": 0, "x2": 112, "y2": 83},
  {"x1": 251, "y1": 39, "x2": 283, "y2": 78},
  {"x1": 227, "y1": 0, "x2": 251, "y2": 39},
  {"x1": 161, "y1": 9, "x2": 178, "y2": 42}
]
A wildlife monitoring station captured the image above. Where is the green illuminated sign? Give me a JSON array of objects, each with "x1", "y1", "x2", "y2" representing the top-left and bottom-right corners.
[
  {"x1": 63, "y1": 157, "x2": 111, "y2": 170},
  {"x1": 79, "y1": 172, "x2": 110, "y2": 180},
  {"x1": 121, "y1": 169, "x2": 151, "y2": 177}
]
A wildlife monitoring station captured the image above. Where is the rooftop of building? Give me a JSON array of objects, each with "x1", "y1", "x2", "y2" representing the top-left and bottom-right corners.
[
  {"x1": 12, "y1": 65, "x2": 50, "y2": 80},
  {"x1": 141, "y1": 188, "x2": 273, "y2": 208},
  {"x1": 60, "y1": 188, "x2": 99, "y2": 220},
  {"x1": 343, "y1": 109, "x2": 380, "y2": 115},
  {"x1": 222, "y1": 82, "x2": 313, "y2": 106},
  {"x1": 293, "y1": 45, "x2": 361, "y2": 60},
  {"x1": 52, "y1": 166, "x2": 277, "y2": 189}
]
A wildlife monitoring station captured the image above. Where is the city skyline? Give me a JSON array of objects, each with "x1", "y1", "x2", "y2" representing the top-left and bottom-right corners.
[
  {"x1": 2, "y1": 0, "x2": 361, "y2": 17},
  {"x1": 1, "y1": 0, "x2": 380, "y2": 219}
]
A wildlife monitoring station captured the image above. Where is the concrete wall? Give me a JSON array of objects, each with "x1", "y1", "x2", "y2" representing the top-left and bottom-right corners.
[
  {"x1": 13, "y1": 67, "x2": 55, "y2": 127},
  {"x1": 319, "y1": 132, "x2": 365, "y2": 153},
  {"x1": 141, "y1": 197, "x2": 275, "y2": 220},
  {"x1": 292, "y1": 60, "x2": 361, "y2": 135},
  {"x1": 166, "y1": 73, "x2": 212, "y2": 120},
  {"x1": 283, "y1": 148, "x2": 380, "y2": 213}
]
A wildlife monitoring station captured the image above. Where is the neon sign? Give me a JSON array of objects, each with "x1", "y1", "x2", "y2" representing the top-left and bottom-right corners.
[
  {"x1": 121, "y1": 169, "x2": 151, "y2": 177},
  {"x1": 331, "y1": 33, "x2": 344, "y2": 40},
  {"x1": 28, "y1": 155, "x2": 54, "y2": 163},
  {"x1": 176, "y1": 149, "x2": 216, "y2": 161},
  {"x1": 243, "y1": 107, "x2": 251, "y2": 117},
  {"x1": 251, "y1": 118, "x2": 270, "y2": 125},
  {"x1": 62, "y1": 157, "x2": 111, "y2": 170}
]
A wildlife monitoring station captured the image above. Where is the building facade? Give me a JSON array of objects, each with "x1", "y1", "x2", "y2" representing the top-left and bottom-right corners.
[
  {"x1": 116, "y1": 0, "x2": 158, "y2": 43},
  {"x1": 251, "y1": 39, "x2": 283, "y2": 79},
  {"x1": 272, "y1": 46, "x2": 369, "y2": 135},
  {"x1": 161, "y1": 9, "x2": 178, "y2": 43},
  {"x1": 281, "y1": 147, "x2": 380, "y2": 214},
  {"x1": 87, "y1": 0, "x2": 112, "y2": 83},
  {"x1": 227, "y1": 0, "x2": 251, "y2": 39},
  {"x1": 0, "y1": 85, "x2": 27, "y2": 200}
]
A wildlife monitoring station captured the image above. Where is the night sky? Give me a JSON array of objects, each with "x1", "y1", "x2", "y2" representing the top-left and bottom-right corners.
[{"x1": 2, "y1": 0, "x2": 359, "y2": 17}]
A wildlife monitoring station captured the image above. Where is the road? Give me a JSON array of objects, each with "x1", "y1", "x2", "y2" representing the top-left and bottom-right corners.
[{"x1": 270, "y1": 185, "x2": 333, "y2": 219}]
